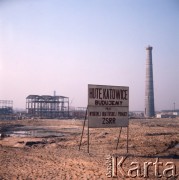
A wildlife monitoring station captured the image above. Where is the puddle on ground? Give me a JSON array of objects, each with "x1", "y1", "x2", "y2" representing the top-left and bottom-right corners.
[
  {"x1": 1, "y1": 125, "x2": 80, "y2": 138},
  {"x1": 5, "y1": 130, "x2": 65, "y2": 138}
]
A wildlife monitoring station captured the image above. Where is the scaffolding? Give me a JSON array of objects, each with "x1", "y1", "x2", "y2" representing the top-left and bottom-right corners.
[
  {"x1": 26, "y1": 95, "x2": 69, "y2": 119},
  {"x1": 0, "y1": 100, "x2": 13, "y2": 115},
  {"x1": 73, "y1": 107, "x2": 87, "y2": 119}
]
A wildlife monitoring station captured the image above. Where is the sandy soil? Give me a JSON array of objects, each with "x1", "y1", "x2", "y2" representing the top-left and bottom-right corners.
[{"x1": 0, "y1": 118, "x2": 179, "y2": 180}]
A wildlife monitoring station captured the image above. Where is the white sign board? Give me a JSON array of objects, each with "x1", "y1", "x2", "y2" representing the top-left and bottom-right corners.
[{"x1": 88, "y1": 84, "x2": 129, "y2": 128}]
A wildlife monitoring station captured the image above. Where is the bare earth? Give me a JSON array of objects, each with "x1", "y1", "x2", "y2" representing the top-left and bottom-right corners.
[{"x1": 0, "y1": 118, "x2": 179, "y2": 180}]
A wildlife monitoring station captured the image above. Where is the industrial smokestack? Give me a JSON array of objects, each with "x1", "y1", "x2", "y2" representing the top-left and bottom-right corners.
[{"x1": 145, "y1": 46, "x2": 155, "y2": 118}]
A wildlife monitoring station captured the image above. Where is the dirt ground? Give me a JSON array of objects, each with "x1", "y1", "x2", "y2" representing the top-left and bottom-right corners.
[{"x1": 0, "y1": 118, "x2": 179, "y2": 180}]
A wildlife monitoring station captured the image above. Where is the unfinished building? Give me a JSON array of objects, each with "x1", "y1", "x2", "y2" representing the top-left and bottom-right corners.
[
  {"x1": 26, "y1": 95, "x2": 69, "y2": 119},
  {"x1": 0, "y1": 100, "x2": 13, "y2": 120},
  {"x1": 0, "y1": 100, "x2": 13, "y2": 115},
  {"x1": 73, "y1": 107, "x2": 87, "y2": 119}
]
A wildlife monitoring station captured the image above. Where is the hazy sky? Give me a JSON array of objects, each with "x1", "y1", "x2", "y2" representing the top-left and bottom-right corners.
[{"x1": 0, "y1": 0, "x2": 179, "y2": 111}]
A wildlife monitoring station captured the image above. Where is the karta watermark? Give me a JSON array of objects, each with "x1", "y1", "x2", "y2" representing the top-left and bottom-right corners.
[{"x1": 106, "y1": 154, "x2": 178, "y2": 178}]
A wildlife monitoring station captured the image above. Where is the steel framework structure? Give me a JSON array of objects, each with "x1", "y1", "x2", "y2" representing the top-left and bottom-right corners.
[
  {"x1": 73, "y1": 107, "x2": 87, "y2": 119},
  {"x1": 0, "y1": 100, "x2": 13, "y2": 115},
  {"x1": 26, "y1": 95, "x2": 69, "y2": 119}
]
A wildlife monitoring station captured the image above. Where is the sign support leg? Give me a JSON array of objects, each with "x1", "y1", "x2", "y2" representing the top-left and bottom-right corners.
[
  {"x1": 88, "y1": 121, "x2": 89, "y2": 153},
  {"x1": 127, "y1": 126, "x2": 129, "y2": 154},
  {"x1": 116, "y1": 127, "x2": 122, "y2": 150},
  {"x1": 79, "y1": 108, "x2": 88, "y2": 151}
]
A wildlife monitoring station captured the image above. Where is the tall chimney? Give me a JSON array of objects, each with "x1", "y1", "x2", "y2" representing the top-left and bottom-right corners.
[{"x1": 145, "y1": 46, "x2": 155, "y2": 117}]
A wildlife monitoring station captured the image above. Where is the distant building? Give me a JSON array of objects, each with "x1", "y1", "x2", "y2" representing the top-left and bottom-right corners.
[
  {"x1": 173, "y1": 112, "x2": 179, "y2": 116},
  {"x1": 26, "y1": 94, "x2": 69, "y2": 119},
  {"x1": 129, "y1": 111, "x2": 144, "y2": 118},
  {"x1": 0, "y1": 100, "x2": 13, "y2": 115},
  {"x1": 0, "y1": 100, "x2": 14, "y2": 120},
  {"x1": 156, "y1": 113, "x2": 176, "y2": 118},
  {"x1": 72, "y1": 107, "x2": 86, "y2": 119}
]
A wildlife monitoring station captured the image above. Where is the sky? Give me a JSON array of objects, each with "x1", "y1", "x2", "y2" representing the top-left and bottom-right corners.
[{"x1": 0, "y1": 0, "x2": 179, "y2": 111}]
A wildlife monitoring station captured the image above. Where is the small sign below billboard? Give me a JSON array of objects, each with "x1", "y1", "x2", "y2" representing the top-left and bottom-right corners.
[{"x1": 88, "y1": 84, "x2": 129, "y2": 128}]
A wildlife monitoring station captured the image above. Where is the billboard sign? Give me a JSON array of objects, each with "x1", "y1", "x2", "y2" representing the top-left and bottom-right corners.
[{"x1": 88, "y1": 84, "x2": 129, "y2": 128}]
